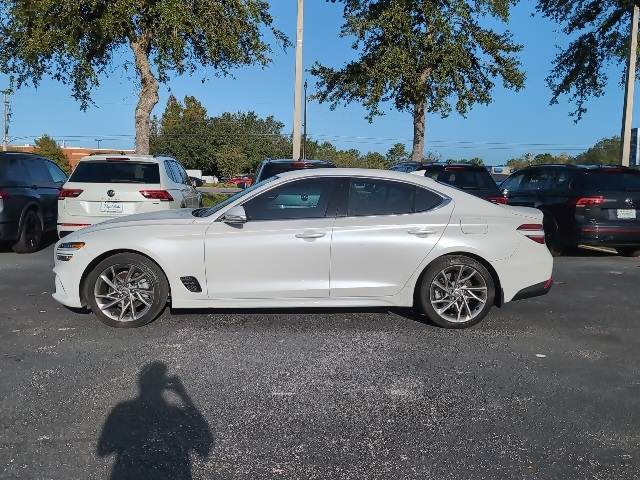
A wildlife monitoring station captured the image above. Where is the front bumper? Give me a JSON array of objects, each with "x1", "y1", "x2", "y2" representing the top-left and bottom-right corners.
[{"x1": 52, "y1": 243, "x2": 94, "y2": 308}]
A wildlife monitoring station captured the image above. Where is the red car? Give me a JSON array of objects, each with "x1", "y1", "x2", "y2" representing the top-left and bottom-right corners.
[{"x1": 226, "y1": 176, "x2": 253, "y2": 188}]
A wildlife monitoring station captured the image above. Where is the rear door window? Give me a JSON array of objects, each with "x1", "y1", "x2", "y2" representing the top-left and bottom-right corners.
[
  {"x1": 69, "y1": 161, "x2": 160, "y2": 183},
  {"x1": 24, "y1": 157, "x2": 54, "y2": 184},
  {"x1": 578, "y1": 171, "x2": 640, "y2": 191},
  {"x1": 347, "y1": 178, "x2": 441, "y2": 216},
  {"x1": 44, "y1": 161, "x2": 67, "y2": 183}
]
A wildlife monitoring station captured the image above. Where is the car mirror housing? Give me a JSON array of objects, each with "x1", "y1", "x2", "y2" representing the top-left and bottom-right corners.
[{"x1": 223, "y1": 205, "x2": 247, "y2": 224}]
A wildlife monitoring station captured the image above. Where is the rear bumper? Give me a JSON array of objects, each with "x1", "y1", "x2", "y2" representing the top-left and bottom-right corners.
[
  {"x1": 576, "y1": 224, "x2": 640, "y2": 247},
  {"x1": 511, "y1": 278, "x2": 553, "y2": 301}
]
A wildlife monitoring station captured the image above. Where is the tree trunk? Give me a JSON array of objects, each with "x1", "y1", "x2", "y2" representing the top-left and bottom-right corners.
[
  {"x1": 130, "y1": 31, "x2": 159, "y2": 155},
  {"x1": 411, "y1": 96, "x2": 427, "y2": 163}
]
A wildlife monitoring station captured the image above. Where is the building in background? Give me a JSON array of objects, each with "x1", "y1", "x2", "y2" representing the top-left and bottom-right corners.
[{"x1": 7, "y1": 145, "x2": 135, "y2": 170}]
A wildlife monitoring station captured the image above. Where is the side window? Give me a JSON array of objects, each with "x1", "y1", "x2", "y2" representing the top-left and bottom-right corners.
[
  {"x1": 24, "y1": 157, "x2": 54, "y2": 184},
  {"x1": 347, "y1": 179, "x2": 415, "y2": 216},
  {"x1": 500, "y1": 171, "x2": 525, "y2": 191},
  {"x1": 164, "y1": 160, "x2": 179, "y2": 183},
  {"x1": 172, "y1": 161, "x2": 190, "y2": 185},
  {"x1": 548, "y1": 170, "x2": 572, "y2": 191},
  {"x1": 44, "y1": 160, "x2": 67, "y2": 183},
  {"x1": 243, "y1": 177, "x2": 336, "y2": 221},
  {"x1": 3, "y1": 157, "x2": 31, "y2": 185},
  {"x1": 522, "y1": 169, "x2": 551, "y2": 190},
  {"x1": 415, "y1": 186, "x2": 444, "y2": 212}
]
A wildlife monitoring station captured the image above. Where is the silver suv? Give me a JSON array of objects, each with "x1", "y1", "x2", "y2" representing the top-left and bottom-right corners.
[
  {"x1": 57, "y1": 153, "x2": 201, "y2": 238},
  {"x1": 0, "y1": 151, "x2": 68, "y2": 253}
]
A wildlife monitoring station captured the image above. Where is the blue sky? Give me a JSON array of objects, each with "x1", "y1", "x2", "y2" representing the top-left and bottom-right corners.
[{"x1": 0, "y1": 2, "x2": 634, "y2": 166}]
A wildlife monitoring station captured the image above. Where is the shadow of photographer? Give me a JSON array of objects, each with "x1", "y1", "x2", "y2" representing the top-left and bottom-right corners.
[{"x1": 97, "y1": 362, "x2": 213, "y2": 479}]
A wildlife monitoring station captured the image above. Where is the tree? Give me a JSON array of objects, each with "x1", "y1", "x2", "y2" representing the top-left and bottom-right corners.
[
  {"x1": 386, "y1": 143, "x2": 410, "y2": 164},
  {"x1": 575, "y1": 136, "x2": 621, "y2": 164},
  {"x1": 215, "y1": 145, "x2": 248, "y2": 178},
  {"x1": 33, "y1": 134, "x2": 71, "y2": 174},
  {"x1": 0, "y1": 1, "x2": 289, "y2": 154},
  {"x1": 313, "y1": 0, "x2": 525, "y2": 162},
  {"x1": 536, "y1": 1, "x2": 640, "y2": 120},
  {"x1": 150, "y1": 95, "x2": 218, "y2": 173}
]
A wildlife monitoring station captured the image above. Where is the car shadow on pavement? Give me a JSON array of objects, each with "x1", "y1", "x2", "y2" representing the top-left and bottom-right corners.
[
  {"x1": 0, "y1": 231, "x2": 59, "y2": 253},
  {"x1": 97, "y1": 361, "x2": 214, "y2": 479}
]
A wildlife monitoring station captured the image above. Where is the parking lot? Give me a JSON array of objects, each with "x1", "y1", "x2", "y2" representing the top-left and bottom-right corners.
[{"x1": 1, "y1": 238, "x2": 639, "y2": 479}]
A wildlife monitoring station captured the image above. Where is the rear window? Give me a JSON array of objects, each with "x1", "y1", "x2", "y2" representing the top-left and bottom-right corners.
[
  {"x1": 578, "y1": 171, "x2": 640, "y2": 191},
  {"x1": 69, "y1": 161, "x2": 161, "y2": 183}
]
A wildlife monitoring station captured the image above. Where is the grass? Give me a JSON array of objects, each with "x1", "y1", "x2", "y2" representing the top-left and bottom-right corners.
[{"x1": 201, "y1": 193, "x2": 232, "y2": 208}]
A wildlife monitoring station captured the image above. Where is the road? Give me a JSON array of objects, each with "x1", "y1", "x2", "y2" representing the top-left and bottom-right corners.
[{"x1": 0, "y1": 240, "x2": 639, "y2": 479}]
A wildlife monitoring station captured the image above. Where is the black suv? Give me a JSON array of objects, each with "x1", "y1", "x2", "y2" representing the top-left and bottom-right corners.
[
  {"x1": 500, "y1": 164, "x2": 640, "y2": 257},
  {"x1": 253, "y1": 158, "x2": 337, "y2": 184},
  {"x1": 411, "y1": 163, "x2": 507, "y2": 204},
  {"x1": 388, "y1": 161, "x2": 424, "y2": 173},
  {"x1": 0, "y1": 151, "x2": 68, "y2": 253}
]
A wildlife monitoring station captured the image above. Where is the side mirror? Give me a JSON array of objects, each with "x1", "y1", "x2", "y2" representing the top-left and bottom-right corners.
[{"x1": 223, "y1": 205, "x2": 247, "y2": 224}]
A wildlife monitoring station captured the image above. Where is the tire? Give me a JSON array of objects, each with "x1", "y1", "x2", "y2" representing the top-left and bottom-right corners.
[
  {"x1": 616, "y1": 247, "x2": 640, "y2": 257},
  {"x1": 417, "y1": 255, "x2": 495, "y2": 329},
  {"x1": 84, "y1": 253, "x2": 169, "y2": 328},
  {"x1": 542, "y1": 214, "x2": 563, "y2": 257},
  {"x1": 12, "y1": 209, "x2": 43, "y2": 254}
]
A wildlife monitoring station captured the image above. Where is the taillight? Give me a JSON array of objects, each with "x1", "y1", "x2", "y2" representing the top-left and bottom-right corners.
[
  {"x1": 105, "y1": 157, "x2": 130, "y2": 162},
  {"x1": 139, "y1": 190, "x2": 173, "y2": 201},
  {"x1": 517, "y1": 223, "x2": 545, "y2": 244},
  {"x1": 290, "y1": 162, "x2": 313, "y2": 167},
  {"x1": 0, "y1": 190, "x2": 10, "y2": 199},
  {"x1": 488, "y1": 196, "x2": 507, "y2": 204},
  {"x1": 59, "y1": 189, "x2": 83, "y2": 199},
  {"x1": 573, "y1": 196, "x2": 604, "y2": 206}
]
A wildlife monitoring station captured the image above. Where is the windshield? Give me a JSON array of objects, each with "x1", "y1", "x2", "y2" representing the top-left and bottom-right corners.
[{"x1": 194, "y1": 177, "x2": 277, "y2": 218}]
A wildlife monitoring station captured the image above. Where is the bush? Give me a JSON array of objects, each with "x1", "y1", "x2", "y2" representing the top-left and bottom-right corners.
[{"x1": 201, "y1": 193, "x2": 231, "y2": 208}]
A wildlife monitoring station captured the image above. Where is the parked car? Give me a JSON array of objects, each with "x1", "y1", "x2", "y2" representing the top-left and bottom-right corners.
[
  {"x1": 410, "y1": 163, "x2": 507, "y2": 204},
  {"x1": 57, "y1": 153, "x2": 201, "y2": 238},
  {"x1": 0, "y1": 151, "x2": 68, "y2": 253},
  {"x1": 388, "y1": 161, "x2": 425, "y2": 173},
  {"x1": 189, "y1": 176, "x2": 204, "y2": 187},
  {"x1": 226, "y1": 176, "x2": 253, "y2": 188},
  {"x1": 253, "y1": 158, "x2": 337, "y2": 184},
  {"x1": 500, "y1": 164, "x2": 640, "y2": 257},
  {"x1": 52, "y1": 168, "x2": 553, "y2": 329}
]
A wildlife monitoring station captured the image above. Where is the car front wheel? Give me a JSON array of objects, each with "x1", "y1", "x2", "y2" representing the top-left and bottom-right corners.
[
  {"x1": 84, "y1": 253, "x2": 169, "y2": 328},
  {"x1": 417, "y1": 255, "x2": 495, "y2": 329}
]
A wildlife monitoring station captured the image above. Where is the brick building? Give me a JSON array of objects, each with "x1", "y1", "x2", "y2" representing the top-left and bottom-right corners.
[{"x1": 8, "y1": 145, "x2": 135, "y2": 170}]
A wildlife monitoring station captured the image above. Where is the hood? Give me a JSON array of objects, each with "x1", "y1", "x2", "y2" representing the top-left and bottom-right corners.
[{"x1": 75, "y1": 208, "x2": 198, "y2": 235}]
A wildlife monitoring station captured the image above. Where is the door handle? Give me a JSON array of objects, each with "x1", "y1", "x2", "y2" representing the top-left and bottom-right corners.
[
  {"x1": 295, "y1": 232, "x2": 326, "y2": 239},
  {"x1": 407, "y1": 228, "x2": 437, "y2": 235}
]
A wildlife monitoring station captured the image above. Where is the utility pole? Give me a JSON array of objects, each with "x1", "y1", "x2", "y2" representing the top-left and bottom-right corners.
[
  {"x1": 620, "y1": 4, "x2": 638, "y2": 167},
  {"x1": 2, "y1": 90, "x2": 9, "y2": 152},
  {"x1": 303, "y1": 80, "x2": 307, "y2": 160},
  {"x1": 292, "y1": 0, "x2": 304, "y2": 160}
]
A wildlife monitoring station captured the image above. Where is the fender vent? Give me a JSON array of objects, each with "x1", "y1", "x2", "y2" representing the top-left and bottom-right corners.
[{"x1": 180, "y1": 276, "x2": 202, "y2": 293}]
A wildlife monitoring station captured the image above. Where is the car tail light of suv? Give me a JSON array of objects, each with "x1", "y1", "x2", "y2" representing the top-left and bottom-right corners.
[
  {"x1": 487, "y1": 196, "x2": 507, "y2": 204},
  {"x1": 139, "y1": 190, "x2": 174, "y2": 201},
  {"x1": 0, "y1": 189, "x2": 11, "y2": 199},
  {"x1": 59, "y1": 189, "x2": 83, "y2": 199},
  {"x1": 572, "y1": 196, "x2": 605, "y2": 206},
  {"x1": 517, "y1": 224, "x2": 545, "y2": 244}
]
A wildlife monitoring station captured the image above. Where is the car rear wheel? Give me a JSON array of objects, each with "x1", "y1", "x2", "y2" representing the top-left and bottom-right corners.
[
  {"x1": 616, "y1": 246, "x2": 640, "y2": 257},
  {"x1": 542, "y1": 214, "x2": 563, "y2": 257},
  {"x1": 84, "y1": 253, "x2": 169, "y2": 328},
  {"x1": 12, "y1": 209, "x2": 43, "y2": 254},
  {"x1": 417, "y1": 255, "x2": 495, "y2": 329}
]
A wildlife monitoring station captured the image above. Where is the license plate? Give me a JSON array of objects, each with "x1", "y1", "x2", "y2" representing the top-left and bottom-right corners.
[
  {"x1": 617, "y1": 209, "x2": 636, "y2": 219},
  {"x1": 101, "y1": 201, "x2": 123, "y2": 213}
]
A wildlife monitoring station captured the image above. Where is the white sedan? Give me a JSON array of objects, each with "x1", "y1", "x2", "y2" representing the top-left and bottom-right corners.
[{"x1": 52, "y1": 168, "x2": 553, "y2": 329}]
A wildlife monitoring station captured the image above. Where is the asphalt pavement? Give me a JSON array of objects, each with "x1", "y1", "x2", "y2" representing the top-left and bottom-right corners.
[{"x1": 1, "y1": 240, "x2": 639, "y2": 479}]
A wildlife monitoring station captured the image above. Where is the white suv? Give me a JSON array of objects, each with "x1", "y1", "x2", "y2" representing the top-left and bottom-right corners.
[{"x1": 57, "y1": 153, "x2": 202, "y2": 238}]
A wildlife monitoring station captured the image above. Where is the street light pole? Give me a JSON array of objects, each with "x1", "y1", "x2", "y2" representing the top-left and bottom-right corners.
[
  {"x1": 620, "y1": 3, "x2": 638, "y2": 167},
  {"x1": 292, "y1": 0, "x2": 304, "y2": 160},
  {"x1": 2, "y1": 90, "x2": 9, "y2": 152}
]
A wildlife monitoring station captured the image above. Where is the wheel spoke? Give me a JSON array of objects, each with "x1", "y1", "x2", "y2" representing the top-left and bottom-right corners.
[{"x1": 429, "y1": 262, "x2": 489, "y2": 324}]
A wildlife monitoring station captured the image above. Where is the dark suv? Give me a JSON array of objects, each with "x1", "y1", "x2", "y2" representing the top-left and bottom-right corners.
[
  {"x1": 0, "y1": 151, "x2": 68, "y2": 253},
  {"x1": 411, "y1": 163, "x2": 507, "y2": 204},
  {"x1": 500, "y1": 164, "x2": 640, "y2": 257},
  {"x1": 253, "y1": 158, "x2": 337, "y2": 184}
]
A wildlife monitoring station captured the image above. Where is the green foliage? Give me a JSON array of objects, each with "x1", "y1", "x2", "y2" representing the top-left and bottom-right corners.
[
  {"x1": 386, "y1": 143, "x2": 410, "y2": 164},
  {"x1": 536, "y1": 1, "x2": 633, "y2": 120},
  {"x1": 457, "y1": 157, "x2": 485, "y2": 166},
  {"x1": 216, "y1": 144, "x2": 248, "y2": 178},
  {"x1": 313, "y1": 0, "x2": 525, "y2": 161},
  {"x1": 150, "y1": 95, "x2": 218, "y2": 172},
  {"x1": 201, "y1": 193, "x2": 231, "y2": 208},
  {"x1": 506, "y1": 151, "x2": 577, "y2": 170},
  {"x1": 0, "y1": 0, "x2": 290, "y2": 153},
  {"x1": 33, "y1": 134, "x2": 71, "y2": 174},
  {"x1": 575, "y1": 136, "x2": 621, "y2": 165}
]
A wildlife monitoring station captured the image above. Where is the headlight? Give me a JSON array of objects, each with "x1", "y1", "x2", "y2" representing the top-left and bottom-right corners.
[{"x1": 56, "y1": 242, "x2": 85, "y2": 261}]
